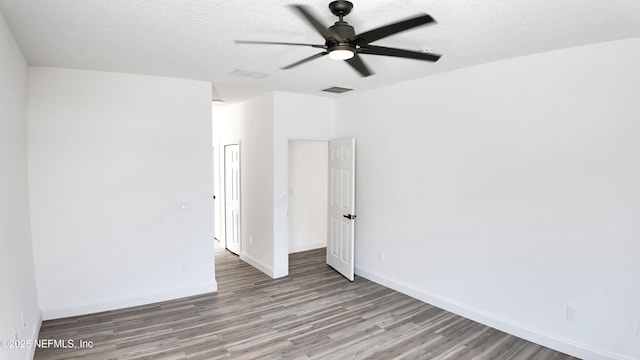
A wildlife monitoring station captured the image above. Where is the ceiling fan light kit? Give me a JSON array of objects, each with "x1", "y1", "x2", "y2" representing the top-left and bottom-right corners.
[
  {"x1": 235, "y1": 0, "x2": 441, "y2": 77},
  {"x1": 329, "y1": 48, "x2": 355, "y2": 60}
]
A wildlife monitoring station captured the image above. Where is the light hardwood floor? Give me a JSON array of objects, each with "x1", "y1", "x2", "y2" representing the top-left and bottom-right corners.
[{"x1": 35, "y1": 244, "x2": 579, "y2": 359}]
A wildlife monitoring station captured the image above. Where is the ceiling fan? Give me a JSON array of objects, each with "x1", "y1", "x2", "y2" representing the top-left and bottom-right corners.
[{"x1": 235, "y1": 0, "x2": 441, "y2": 77}]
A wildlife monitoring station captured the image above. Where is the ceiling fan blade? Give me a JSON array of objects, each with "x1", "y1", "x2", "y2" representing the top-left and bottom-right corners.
[
  {"x1": 345, "y1": 54, "x2": 373, "y2": 77},
  {"x1": 235, "y1": 40, "x2": 326, "y2": 49},
  {"x1": 358, "y1": 45, "x2": 441, "y2": 62},
  {"x1": 282, "y1": 51, "x2": 328, "y2": 69},
  {"x1": 352, "y1": 14, "x2": 435, "y2": 44},
  {"x1": 290, "y1": 4, "x2": 343, "y2": 41}
]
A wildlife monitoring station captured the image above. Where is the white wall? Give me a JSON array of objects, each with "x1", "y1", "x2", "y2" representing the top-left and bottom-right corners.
[
  {"x1": 288, "y1": 140, "x2": 328, "y2": 253},
  {"x1": 212, "y1": 93, "x2": 275, "y2": 276},
  {"x1": 28, "y1": 67, "x2": 216, "y2": 319},
  {"x1": 273, "y1": 92, "x2": 335, "y2": 277},
  {"x1": 0, "y1": 12, "x2": 41, "y2": 360},
  {"x1": 335, "y1": 37, "x2": 640, "y2": 360}
]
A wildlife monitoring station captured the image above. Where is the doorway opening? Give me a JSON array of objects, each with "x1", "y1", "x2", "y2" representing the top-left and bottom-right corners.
[
  {"x1": 286, "y1": 138, "x2": 356, "y2": 281},
  {"x1": 287, "y1": 140, "x2": 328, "y2": 255}
]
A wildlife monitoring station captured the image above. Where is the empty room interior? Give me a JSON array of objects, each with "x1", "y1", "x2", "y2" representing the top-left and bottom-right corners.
[{"x1": 1, "y1": 0, "x2": 640, "y2": 359}]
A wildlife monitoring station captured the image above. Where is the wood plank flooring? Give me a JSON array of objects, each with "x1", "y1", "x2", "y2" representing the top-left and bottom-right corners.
[{"x1": 35, "y1": 244, "x2": 579, "y2": 359}]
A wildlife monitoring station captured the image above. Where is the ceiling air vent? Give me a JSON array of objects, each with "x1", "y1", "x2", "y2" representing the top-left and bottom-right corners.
[{"x1": 322, "y1": 86, "x2": 353, "y2": 94}]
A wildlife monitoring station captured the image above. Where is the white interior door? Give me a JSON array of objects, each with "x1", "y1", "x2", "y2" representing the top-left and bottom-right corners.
[
  {"x1": 327, "y1": 138, "x2": 356, "y2": 281},
  {"x1": 213, "y1": 146, "x2": 222, "y2": 245},
  {"x1": 224, "y1": 144, "x2": 241, "y2": 255}
]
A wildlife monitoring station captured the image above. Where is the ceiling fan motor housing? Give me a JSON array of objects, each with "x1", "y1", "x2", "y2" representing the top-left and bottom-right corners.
[{"x1": 327, "y1": 21, "x2": 356, "y2": 52}]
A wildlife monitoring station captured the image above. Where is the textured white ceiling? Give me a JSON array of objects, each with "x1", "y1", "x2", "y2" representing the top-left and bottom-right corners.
[{"x1": 1, "y1": 0, "x2": 640, "y2": 102}]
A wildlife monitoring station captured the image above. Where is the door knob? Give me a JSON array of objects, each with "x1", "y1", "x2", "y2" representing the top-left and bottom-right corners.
[{"x1": 343, "y1": 214, "x2": 356, "y2": 220}]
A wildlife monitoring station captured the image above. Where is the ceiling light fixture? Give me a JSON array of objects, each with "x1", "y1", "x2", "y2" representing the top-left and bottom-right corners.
[{"x1": 329, "y1": 47, "x2": 355, "y2": 60}]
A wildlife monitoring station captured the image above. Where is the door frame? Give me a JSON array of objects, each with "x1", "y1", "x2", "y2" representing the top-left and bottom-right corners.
[{"x1": 283, "y1": 137, "x2": 350, "y2": 275}]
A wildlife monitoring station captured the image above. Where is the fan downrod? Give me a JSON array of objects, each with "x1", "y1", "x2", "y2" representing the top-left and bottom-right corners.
[{"x1": 329, "y1": 1, "x2": 353, "y2": 17}]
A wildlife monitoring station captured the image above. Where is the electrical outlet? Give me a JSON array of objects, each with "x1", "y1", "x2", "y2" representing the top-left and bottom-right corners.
[
  {"x1": 566, "y1": 306, "x2": 576, "y2": 321},
  {"x1": 249, "y1": 236, "x2": 254, "y2": 245},
  {"x1": 377, "y1": 251, "x2": 384, "y2": 262}
]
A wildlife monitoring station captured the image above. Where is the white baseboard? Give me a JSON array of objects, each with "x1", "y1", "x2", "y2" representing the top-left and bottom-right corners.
[
  {"x1": 355, "y1": 266, "x2": 633, "y2": 360},
  {"x1": 289, "y1": 242, "x2": 326, "y2": 254},
  {"x1": 41, "y1": 283, "x2": 218, "y2": 320},
  {"x1": 240, "y1": 252, "x2": 275, "y2": 278}
]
